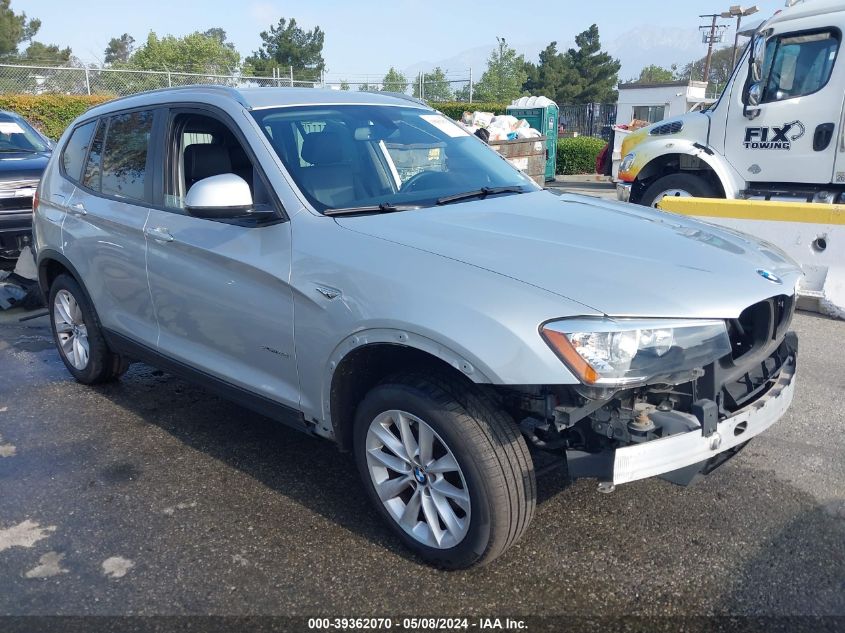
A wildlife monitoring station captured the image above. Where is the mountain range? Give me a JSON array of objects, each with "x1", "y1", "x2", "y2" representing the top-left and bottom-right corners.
[{"x1": 403, "y1": 25, "x2": 735, "y2": 84}]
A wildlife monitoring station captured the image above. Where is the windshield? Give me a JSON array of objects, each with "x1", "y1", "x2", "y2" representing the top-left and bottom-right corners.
[
  {"x1": 0, "y1": 115, "x2": 49, "y2": 153},
  {"x1": 252, "y1": 104, "x2": 539, "y2": 212}
]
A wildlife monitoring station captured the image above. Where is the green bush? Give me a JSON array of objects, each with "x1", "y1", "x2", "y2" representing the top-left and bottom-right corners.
[
  {"x1": 435, "y1": 101, "x2": 510, "y2": 121},
  {"x1": 556, "y1": 136, "x2": 607, "y2": 175},
  {"x1": 0, "y1": 94, "x2": 113, "y2": 139}
]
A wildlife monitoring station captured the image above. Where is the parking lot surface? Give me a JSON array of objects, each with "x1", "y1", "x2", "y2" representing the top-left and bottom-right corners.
[{"x1": 0, "y1": 310, "x2": 843, "y2": 618}]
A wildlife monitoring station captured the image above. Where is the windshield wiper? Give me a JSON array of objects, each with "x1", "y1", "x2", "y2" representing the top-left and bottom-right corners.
[
  {"x1": 324, "y1": 202, "x2": 421, "y2": 216},
  {"x1": 436, "y1": 186, "x2": 528, "y2": 206},
  {"x1": 0, "y1": 148, "x2": 39, "y2": 153}
]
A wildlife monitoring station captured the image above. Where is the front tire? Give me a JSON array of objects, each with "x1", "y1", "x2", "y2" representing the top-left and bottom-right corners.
[
  {"x1": 353, "y1": 372, "x2": 536, "y2": 569},
  {"x1": 639, "y1": 173, "x2": 718, "y2": 208},
  {"x1": 49, "y1": 274, "x2": 129, "y2": 384}
]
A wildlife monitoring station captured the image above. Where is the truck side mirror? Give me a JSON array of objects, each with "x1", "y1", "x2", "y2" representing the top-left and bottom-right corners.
[
  {"x1": 743, "y1": 33, "x2": 766, "y2": 119},
  {"x1": 747, "y1": 82, "x2": 762, "y2": 107}
]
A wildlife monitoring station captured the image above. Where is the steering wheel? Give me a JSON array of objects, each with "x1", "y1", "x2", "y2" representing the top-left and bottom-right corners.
[{"x1": 401, "y1": 170, "x2": 449, "y2": 193}]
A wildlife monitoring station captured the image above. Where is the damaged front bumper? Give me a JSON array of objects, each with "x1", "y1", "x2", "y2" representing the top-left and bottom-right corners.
[
  {"x1": 564, "y1": 332, "x2": 798, "y2": 487},
  {"x1": 612, "y1": 350, "x2": 795, "y2": 485}
]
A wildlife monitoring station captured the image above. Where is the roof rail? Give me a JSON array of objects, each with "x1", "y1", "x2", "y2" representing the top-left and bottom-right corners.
[
  {"x1": 372, "y1": 91, "x2": 431, "y2": 108},
  {"x1": 94, "y1": 84, "x2": 249, "y2": 108}
]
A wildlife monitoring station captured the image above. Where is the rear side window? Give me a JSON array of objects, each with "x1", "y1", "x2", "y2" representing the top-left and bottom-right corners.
[
  {"x1": 61, "y1": 121, "x2": 96, "y2": 183},
  {"x1": 100, "y1": 110, "x2": 154, "y2": 202},
  {"x1": 82, "y1": 119, "x2": 106, "y2": 191}
]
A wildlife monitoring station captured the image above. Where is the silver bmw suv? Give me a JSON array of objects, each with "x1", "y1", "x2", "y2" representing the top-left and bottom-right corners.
[{"x1": 33, "y1": 87, "x2": 800, "y2": 568}]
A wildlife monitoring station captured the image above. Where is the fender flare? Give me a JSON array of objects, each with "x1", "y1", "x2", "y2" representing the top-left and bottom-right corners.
[
  {"x1": 319, "y1": 328, "x2": 495, "y2": 439},
  {"x1": 631, "y1": 139, "x2": 744, "y2": 200},
  {"x1": 35, "y1": 248, "x2": 93, "y2": 306}
]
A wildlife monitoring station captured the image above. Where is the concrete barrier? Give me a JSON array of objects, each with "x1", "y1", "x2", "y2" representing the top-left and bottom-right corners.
[{"x1": 657, "y1": 197, "x2": 845, "y2": 320}]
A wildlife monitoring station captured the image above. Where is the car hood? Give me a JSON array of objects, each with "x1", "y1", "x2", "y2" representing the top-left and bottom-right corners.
[
  {"x1": 335, "y1": 191, "x2": 802, "y2": 319},
  {"x1": 0, "y1": 151, "x2": 50, "y2": 182}
]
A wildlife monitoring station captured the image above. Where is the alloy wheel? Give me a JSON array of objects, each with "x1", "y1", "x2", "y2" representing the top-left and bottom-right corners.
[
  {"x1": 365, "y1": 409, "x2": 471, "y2": 549},
  {"x1": 53, "y1": 289, "x2": 89, "y2": 370}
]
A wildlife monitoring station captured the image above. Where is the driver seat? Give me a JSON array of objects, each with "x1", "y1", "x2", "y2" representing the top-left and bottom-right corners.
[{"x1": 298, "y1": 129, "x2": 357, "y2": 208}]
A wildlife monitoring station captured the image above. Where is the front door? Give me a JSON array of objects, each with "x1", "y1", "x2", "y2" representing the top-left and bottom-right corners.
[
  {"x1": 144, "y1": 109, "x2": 300, "y2": 410},
  {"x1": 723, "y1": 23, "x2": 844, "y2": 184}
]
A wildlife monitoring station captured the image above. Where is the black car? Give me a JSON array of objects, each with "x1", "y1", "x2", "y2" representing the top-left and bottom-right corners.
[{"x1": 0, "y1": 110, "x2": 52, "y2": 268}]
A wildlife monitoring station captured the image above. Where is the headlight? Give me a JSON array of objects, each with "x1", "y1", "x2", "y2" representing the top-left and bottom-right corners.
[
  {"x1": 540, "y1": 318, "x2": 732, "y2": 387},
  {"x1": 619, "y1": 152, "x2": 635, "y2": 173}
]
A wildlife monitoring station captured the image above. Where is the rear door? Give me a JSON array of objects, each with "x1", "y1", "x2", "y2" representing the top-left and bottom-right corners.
[
  {"x1": 143, "y1": 107, "x2": 300, "y2": 410},
  {"x1": 60, "y1": 109, "x2": 160, "y2": 345},
  {"x1": 723, "y1": 23, "x2": 844, "y2": 184}
]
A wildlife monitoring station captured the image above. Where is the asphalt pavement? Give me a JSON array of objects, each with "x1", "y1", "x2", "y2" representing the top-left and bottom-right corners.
[{"x1": 0, "y1": 309, "x2": 843, "y2": 622}]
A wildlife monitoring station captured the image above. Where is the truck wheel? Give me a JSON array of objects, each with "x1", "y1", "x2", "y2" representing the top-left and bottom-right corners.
[
  {"x1": 639, "y1": 173, "x2": 718, "y2": 208},
  {"x1": 49, "y1": 274, "x2": 129, "y2": 384},
  {"x1": 353, "y1": 371, "x2": 536, "y2": 569}
]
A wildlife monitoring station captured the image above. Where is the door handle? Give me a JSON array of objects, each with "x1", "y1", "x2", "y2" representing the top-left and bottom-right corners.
[
  {"x1": 145, "y1": 226, "x2": 174, "y2": 242},
  {"x1": 69, "y1": 202, "x2": 87, "y2": 216},
  {"x1": 813, "y1": 123, "x2": 835, "y2": 152}
]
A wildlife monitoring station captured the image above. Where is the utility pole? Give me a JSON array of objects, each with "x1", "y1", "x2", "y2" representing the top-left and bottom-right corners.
[
  {"x1": 699, "y1": 14, "x2": 728, "y2": 85},
  {"x1": 721, "y1": 5, "x2": 760, "y2": 70}
]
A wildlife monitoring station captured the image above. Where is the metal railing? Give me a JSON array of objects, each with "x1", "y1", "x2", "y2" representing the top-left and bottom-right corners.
[{"x1": 559, "y1": 103, "x2": 618, "y2": 140}]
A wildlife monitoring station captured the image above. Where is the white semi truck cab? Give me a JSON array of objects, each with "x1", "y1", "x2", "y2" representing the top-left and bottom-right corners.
[{"x1": 617, "y1": 0, "x2": 845, "y2": 208}]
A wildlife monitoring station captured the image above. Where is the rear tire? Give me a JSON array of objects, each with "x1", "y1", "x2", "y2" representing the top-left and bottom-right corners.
[
  {"x1": 639, "y1": 173, "x2": 718, "y2": 208},
  {"x1": 49, "y1": 274, "x2": 129, "y2": 384},
  {"x1": 353, "y1": 371, "x2": 536, "y2": 569}
]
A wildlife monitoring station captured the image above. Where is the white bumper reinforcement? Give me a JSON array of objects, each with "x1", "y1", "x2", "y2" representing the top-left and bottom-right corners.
[{"x1": 612, "y1": 356, "x2": 796, "y2": 486}]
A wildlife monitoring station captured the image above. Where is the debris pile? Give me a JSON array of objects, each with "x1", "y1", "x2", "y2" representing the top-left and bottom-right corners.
[
  {"x1": 0, "y1": 246, "x2": 43, "y2": 311},
  {"x1": 458, "y1": 112, "x2": 543, "y2": 142}
]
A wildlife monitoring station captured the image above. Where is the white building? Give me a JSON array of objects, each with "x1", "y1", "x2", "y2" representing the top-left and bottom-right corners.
[{"x1": 615, "y1": 80, "x2": 711, "y2": 126}]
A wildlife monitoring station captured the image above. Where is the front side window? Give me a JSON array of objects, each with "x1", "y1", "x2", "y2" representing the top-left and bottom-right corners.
[
  {"x1": 164, "y1": 112, "x2": 273, "y2": 213},
  {"x1": 61, "y1": 121, "x2": 96, "y2": 183},
  {"x1": 761, "y1": 29, "x2": 839, "y2": 102},
  {"x1": 100, "y1": 110, "x2": 154, "y2": 202},
  {"x1": 252, "y1": 105, "x2": 538, "y2": 213}
]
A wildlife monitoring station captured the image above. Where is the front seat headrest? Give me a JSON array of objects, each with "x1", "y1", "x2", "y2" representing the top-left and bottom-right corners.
[{"x1": 184, "y1": 144, "x2": 232, "y2": 184}]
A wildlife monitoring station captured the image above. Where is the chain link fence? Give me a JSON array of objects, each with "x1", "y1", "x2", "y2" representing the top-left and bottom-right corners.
[{"x1": 0, "y1": 63, "x2": 475, "y2": 101}]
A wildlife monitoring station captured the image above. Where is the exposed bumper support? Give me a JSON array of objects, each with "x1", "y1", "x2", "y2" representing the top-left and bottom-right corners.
[
  {"x1": 611, "y1": 352, "x2": 796, "y2": 486},
  {"x1": 616, "y1": 182, "x2": 632, "y2": 203}
]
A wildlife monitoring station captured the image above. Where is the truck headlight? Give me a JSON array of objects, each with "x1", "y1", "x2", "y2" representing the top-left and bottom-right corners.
[
  {"x1": 619, "y1": 152, "x2": 635, "y2": 173},
  {"x1": 540, "y1": 318, "x2": 732, "y2": 387}
]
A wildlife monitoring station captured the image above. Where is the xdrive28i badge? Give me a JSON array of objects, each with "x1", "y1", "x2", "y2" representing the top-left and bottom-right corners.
[
  {"x1": 757, "y1": 269, "x2": 783, "y2": 284},
  {"x1": 744, "y1": 120, "x2": 806, "y2": 150}
]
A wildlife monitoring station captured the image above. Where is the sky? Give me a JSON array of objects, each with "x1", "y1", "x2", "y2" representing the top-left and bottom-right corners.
[{"x1": 23, "y1": 0, "x2": 787, "y2": 80}]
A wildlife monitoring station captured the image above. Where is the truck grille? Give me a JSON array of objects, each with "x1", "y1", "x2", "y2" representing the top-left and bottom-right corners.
[{"x1": 0, "y1": 178, "x2": 38, "y2": 213}]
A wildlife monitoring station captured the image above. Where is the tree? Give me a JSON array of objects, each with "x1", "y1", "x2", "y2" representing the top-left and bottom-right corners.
[
  {"x1": 0, "y1": 0, "x2": 39, "y2": 58},
  {"x1": 358, "y1": 82, "x2": 375, "y2": 92},
  {"x1": 129, "y1": 30, "x2": 240, "y2": 73},
  {"x1": 522, "y1": 42, "x2": 581, "y2": 104},
  {"x1": 104, "y1": 33, "x2": 135, "y2": 65},
  {"x1": 473, "y1": 38, "x2": 527, "y2": 103},
  {"x1": 681, "y1": 47, "x2": 735, "y2": 92},
  {"x1": 633, "y1": 64, "x2": 678, "y2": 83},
  {"x1": 566, "y1": 25, "x2": 621, "y2": 103},
  {"x1": 380, "y1": 67, "x2": 408, "y2": 93},
  {"x1": 339, "y1": 79, "x2": 350, "y2": 90},
  {"x1": 18, "y1": 40, "x2": 71, "y2": 65},
  {"x1": 412, "y1": 66, "x2": 453, "y2": 102},
  {"x1": 245, "y1": 17, "x2": 325, "y2": 78}
]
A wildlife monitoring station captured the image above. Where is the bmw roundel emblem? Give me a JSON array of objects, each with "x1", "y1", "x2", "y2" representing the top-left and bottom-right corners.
[{"x1": 756, "y1": 269, "x2": 783, "y2": 284}]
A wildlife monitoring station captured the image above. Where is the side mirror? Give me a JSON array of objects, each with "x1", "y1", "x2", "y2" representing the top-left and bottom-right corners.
[
  {"x1": 185, "y1": 173, "x2": 274, "y2": 221},
  {"x1": 747, "y1": 82, "x2": 763, "y2": 107}
]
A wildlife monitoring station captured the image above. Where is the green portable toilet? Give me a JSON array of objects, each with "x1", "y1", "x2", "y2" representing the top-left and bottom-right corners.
[{"x1": 506, "y1": 96, "x2": 559, "y2": 182}]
